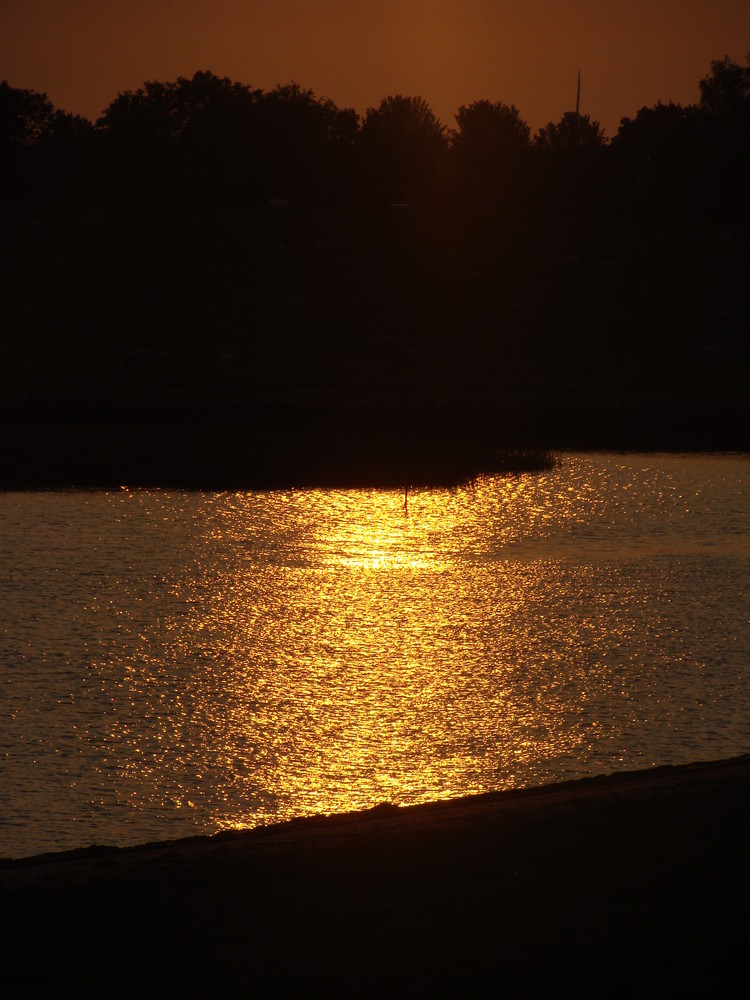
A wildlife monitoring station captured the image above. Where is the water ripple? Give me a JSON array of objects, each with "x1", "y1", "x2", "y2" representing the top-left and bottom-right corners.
[{"x1": 1, "y1": 453, "x2": 748, "y2": 858}]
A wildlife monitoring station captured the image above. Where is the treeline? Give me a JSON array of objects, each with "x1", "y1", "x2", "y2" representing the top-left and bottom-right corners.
[
  {"x1": 2, "y1": 54, "x2": 749, "y2": 224},
  {"x1": 2, "y1": 57, "x2": 749, "y2": 406}
]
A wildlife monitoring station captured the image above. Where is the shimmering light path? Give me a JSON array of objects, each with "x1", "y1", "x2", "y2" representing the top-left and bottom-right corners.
[{"x1": 2, "y1": 454, "x2": 749, "y2": 857}]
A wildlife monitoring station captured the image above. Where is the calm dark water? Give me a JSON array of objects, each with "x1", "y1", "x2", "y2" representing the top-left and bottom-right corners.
[{"x1": 1, "y1": 453, "x2": 748, "y2": 858}]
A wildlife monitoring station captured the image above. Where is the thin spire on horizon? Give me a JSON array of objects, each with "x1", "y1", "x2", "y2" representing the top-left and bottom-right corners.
[{"x1": 576, "y1": 69, "x2": 581, "y2": 115}]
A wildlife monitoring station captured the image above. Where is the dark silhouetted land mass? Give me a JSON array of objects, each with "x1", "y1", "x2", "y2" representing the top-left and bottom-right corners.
[
  {"x1": 1, "y1": 389, "x2": 747, "y2": 490},
  {"x1": 2, "y1": 56, "x2": 749, "y2": 486},
  {"x1": 1, "y1": 201, "x2": 748, "y2": 488},
  {"x1": 3, "y1": 755, "x2": 749, "y2": 996}
]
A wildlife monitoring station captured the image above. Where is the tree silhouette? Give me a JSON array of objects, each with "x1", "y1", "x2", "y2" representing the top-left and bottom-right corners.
[
  {"x1": 3, "y1": 56, "x2": 748, "y2": 222},
  {"x1": 358, "y1": 95, "x2": 448, "y2": 204},
  {"x1": 97, "y1": 72, "x2": 358, "y2": 204},
  {"x1": 0, "y1": 80, "x2": 93, "y2": 200},
  {"x1": 451, "y1": 100, "x2": 531, "y2": 210},
  {"x1": 614, "y1": 101, "x2": 702, "y2": 160},
  {"x1": 97, "y1": 71, "x2": 263, "y2": 202},
  {"x1": 534, "y1": 111, "x2": 606, "y2": 153},
  {"x1": 610, "y1": 102, "x2": 708, "y2": 220},
  {"x1": 255, "y1": 83, "x2": 359, "y2": 203},
  {"x1": 98, "y1": 71, "x2": 261, "y2": 144},
  {"x1": 0, "y1": 80, "x2": 57, "y2": 145},
  {"x1": 533, "y1": 112, "x2": 608, "y2": 211},
  {"x1": 453, "y1": 100, "x2": 530, "y2": 153},
  {"x1": 699, "y1": 54, "x2": 750, "y2": 120},
  {"x1": 697, "y1": 54, "x2": 750, "y2": 224}
]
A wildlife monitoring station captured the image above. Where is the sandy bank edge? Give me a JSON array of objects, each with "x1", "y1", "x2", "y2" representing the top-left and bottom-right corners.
[
  {"x1": 4, "y1": 755, "x2": 750, "y2": 996},
  {"x1": 4, "y1": 754, "x2": 749, "y2": 884}
]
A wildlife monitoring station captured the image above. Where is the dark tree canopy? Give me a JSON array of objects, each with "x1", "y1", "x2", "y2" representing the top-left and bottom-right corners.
[
  {"x1": 261, "y1": 83, "x2": 358, "y2": 145},
  {"x1": 1, "y1": 80, "x2": 94, "y2": 198},
  {"x1": 254, "y1": 82, "x2": 359, "y2": 200},
  {"x1": 358, "y1": 95, "x2": 449, "y2": 203},
  {"x1": 3, "y1": 57, "x2": 750, "y2": 405},
  {"x1": 2, "y1": 56, "x2": 748, "y2": 223},
  {"x1": 361, "y1": 95, "x2": 446, "y2": 144},
  {"x1": 699, "y1": 54, "x2": 750, "y2": 120},
  {"x1": 612, "y1": 101, "x2": 703, "y2": 165},
  {"x1": 534, "y1": 112, "x2": 607, "y2": 152},
  {"x1": 97, "y1": 71, "x2": 261, "y2": 143},
  {"x1": 451, "y1": 101, "x2": 531, "y2": 209},
  {"x1": 452, "y1": 101, "x2": 530, "y2": 154},
  {"x1": 95, "y1": 72, "x2": 260, "y2": 201},
  {"x1": 95, "y1": 71, "x2": 359, "y2": 203},
  {"x1": 0, "y1": 80, "x2": 61, "y2": 146},
  {"x1": 532, "y1": 112, "x2": 608, "y2": 211},
  {"x1": 696, "y1": 54, "x2": 750, "y2": 221}
]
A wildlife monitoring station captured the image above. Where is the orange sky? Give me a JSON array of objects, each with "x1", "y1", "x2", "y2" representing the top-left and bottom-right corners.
[{"x1": 3, "y1": 0, "x2": 750, "y2": 136}]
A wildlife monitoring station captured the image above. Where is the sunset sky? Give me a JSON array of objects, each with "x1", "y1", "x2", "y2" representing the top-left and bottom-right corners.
[{"x1": 4, "y1": 0, "x2": 750, "y2": 137}]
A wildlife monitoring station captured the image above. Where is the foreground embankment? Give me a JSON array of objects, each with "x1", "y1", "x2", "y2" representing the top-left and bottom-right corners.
[{"x1": 3, "y1": 756, "x2": 749, "y2": 996}]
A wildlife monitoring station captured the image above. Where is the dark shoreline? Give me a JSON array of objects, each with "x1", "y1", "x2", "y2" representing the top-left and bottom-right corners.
[
  {"x1": 4, "y1": 755, "x2": 750, "y2": 996},
  {"x1": 2, "y1": 393, "x2": 748, "y2": 490}
]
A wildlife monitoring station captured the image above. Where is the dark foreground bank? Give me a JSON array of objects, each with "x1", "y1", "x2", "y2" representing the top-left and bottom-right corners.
[{"x1": 3, "y1": 756, "x2": 749, "y2": 997}]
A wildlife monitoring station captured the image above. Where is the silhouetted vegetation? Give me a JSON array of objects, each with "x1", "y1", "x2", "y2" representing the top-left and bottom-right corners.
[
  {"x1": 0, "y1": 80, "x2": 94, "y2": 200},
  {"x1": 1, "y1": 57, "x2": 748, "y2": 483},
  {"x1": 358, "y1": 95, "x2": 449, "y2": 205},
  {"x1": 2, "y1": 56, "x2": 746, "y2": 216},
  {"x1": 451, "y1": 100, "x2": 531, "y2": 212}
]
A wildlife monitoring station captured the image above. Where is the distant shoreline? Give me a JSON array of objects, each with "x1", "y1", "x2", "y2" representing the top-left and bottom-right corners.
[
  {"x1": 4, "y1": 754, "x2": 750, "y2": 995},
  {"x1": 2, "y1": 392, "x2": 748, "y2": 490}
]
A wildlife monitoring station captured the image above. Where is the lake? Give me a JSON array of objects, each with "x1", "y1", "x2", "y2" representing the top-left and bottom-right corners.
[{"x1": 1, "y1": 452, "x2": 748, "y2": 859}]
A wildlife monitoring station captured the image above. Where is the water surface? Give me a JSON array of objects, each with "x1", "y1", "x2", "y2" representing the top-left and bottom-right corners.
[{"x1": 1, "y1": 453, "x2": 748, "y2": 858}]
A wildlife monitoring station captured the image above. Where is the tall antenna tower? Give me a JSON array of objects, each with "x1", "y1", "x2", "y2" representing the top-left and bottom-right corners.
[{"x1": 576, "y1": 69, "x2": 581, "y2": 115}]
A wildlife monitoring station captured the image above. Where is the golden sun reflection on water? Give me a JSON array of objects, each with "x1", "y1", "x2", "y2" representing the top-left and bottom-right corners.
[
  {"x1": 88, "y1": 456, "x2": 750, "y2": 841},
  {"x1": 163, "y1": 481, "x2": 620, "y2": 832},
  {"x1": 4, "y1": 453, "x2": 748, "y2": 856}
]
